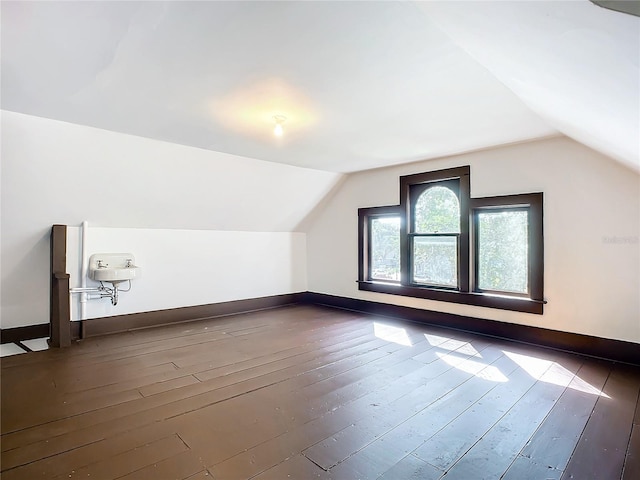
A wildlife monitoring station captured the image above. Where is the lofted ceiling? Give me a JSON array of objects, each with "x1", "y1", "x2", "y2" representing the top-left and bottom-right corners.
[{"x1": 1, "y1": 1, "x2": 638, "y2": 173}]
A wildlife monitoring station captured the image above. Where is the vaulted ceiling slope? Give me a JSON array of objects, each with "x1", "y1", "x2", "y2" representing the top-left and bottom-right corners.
[
  {"x1": 418, "y1": 1, "x2": 640, "y2": 173},
  {"x1": 1, "y1": 1, "x2": 638, "y2": 172}
]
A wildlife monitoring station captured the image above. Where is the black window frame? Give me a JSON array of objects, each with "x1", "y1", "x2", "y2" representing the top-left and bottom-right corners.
[
  {"x1": 358, "y1": 166, "x2": 545, "y2": 314},
  {"x1": 404, "y1": 171, "x2": 468, "y2": 291},
  {"x1": 471, "y1": 193, "x2": 544, "y2": 302},
  {"x1": 359, "y1": 205, "x2": 402, "y2": 284},
  {"x1": 408, "y1": 179, "x2": 462, "y2": 290},
  {"x1": 361, "y1": 208, "x2": 402, "y2": 285}
]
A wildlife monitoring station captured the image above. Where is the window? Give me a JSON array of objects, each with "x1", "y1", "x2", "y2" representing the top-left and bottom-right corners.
[
  {"x1": 410, "y1": 181, "x2": 461, "y2": 288},
  {"x1": 471, "y1": 193, "x2": 544, "y2": 304},
  {"x1": 359, "y1": 206, "x2": 401, "y2": 284},
  {"x1": 358, "y1": 166, "x2": 544, "y2": 314},
  {"x1": 370, "y1": 216, "x2": 401, "y2": 282},
  {"x1": 476, "y1": 209, "x2": 528, "y2": 294}
]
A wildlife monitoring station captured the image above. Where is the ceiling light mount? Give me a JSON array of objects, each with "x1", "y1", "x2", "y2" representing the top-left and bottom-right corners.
[{"x1": 273, "y1": 115, "x2": 287, "y2": 136}]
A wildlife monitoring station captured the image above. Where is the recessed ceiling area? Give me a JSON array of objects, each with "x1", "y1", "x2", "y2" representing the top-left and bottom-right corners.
[{"x1": 1, "y1": 1, "x2": 638, "y2": 172}]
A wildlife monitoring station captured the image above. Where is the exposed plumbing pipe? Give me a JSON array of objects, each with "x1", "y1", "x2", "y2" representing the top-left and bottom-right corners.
[
  {"x1": 80, "y1": 220, "x2": 88, "y2": 320},
  {"x1": 70, "y1": 283, "x2": 122, "y2": 306},
  {"x1": 70, "y1": 287, "x2": 101, "y2": 293}
]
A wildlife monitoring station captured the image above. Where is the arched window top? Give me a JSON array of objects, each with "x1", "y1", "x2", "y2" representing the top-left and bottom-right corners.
[{"x1": 414, "y1": 186, "x2": 460, "y2": 234}]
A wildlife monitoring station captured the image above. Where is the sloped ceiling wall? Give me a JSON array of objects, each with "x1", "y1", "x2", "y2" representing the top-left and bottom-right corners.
[
  {"x1": 1, "y1": 111, "x2": 341, "y2": 233},
  {"x1": 0, "y1": 111, "x2": 341, "y2": 328},
  {"x1": 6, "y1": 1, "x2": 636, "y2": 173},
  {"x1": 419, "y1": 1, "x2": 640, "y2": 172}
]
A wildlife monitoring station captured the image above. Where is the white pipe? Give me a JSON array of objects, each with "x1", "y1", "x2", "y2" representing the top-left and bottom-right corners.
[
  {"x1": 70, "y1": 287, "x2": 102, "y2": 293},
  {"x1": 71, "y1": 286, "x2": 117, "y2": 304},
  {"x1": 80, "y1": 220, "x2": 88, "y2": 320}
]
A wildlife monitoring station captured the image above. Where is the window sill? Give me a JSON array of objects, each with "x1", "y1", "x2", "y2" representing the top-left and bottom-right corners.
[{"x1": 357, "y1": 281, "x2": 544, "y2": 314}]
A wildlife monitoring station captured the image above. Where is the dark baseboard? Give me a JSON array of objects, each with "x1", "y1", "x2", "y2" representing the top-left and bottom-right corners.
[
  {"x1": 1, "y1": 324, "x2": 50, "y2": 344},
  {"x1": 79, "y1": 292, "x2": 306, "y2": 338},
  {"x1": 303, "y1": 292, "x2": 640, "y2": 366},
  {"x1": 12, "y1": 291, "x2": 639, "y2": 366}
]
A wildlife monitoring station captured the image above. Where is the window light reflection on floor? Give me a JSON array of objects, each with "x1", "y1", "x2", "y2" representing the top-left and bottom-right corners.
[
  {"x1": 423, "y1": 333, "x2": 452, "y2": 346},
  {"x1": 378, "y1": 327, "x2": 608, "y2": 397},
  {"x1": 503, "y1": 351, "x2": 553, "y2": 379},
  {"x1": 452, "y1": 342, "x2": 480, "y2": 357},
  {"x1": 424, "y1": 334, "x2": 464, "y2": 349},
  {"x1": 424, "y1": 334, "x2": 481, "y2": 357},
  {"x1": 436, "y1": 351, "x2": 509, "y2": 382},
  {"x1": 503, "y1": 350, "x2": 609, "y2": 397},
  {"x1": 373, "y1": 322, "x2": 413, "y2": 346}
]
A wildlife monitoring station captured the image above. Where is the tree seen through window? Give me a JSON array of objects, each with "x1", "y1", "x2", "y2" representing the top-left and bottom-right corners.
[
  {"x1": 370, "y1": 217, "x2": 400, "y2": 281},
  {"x1": 411, "y1": 185, "x2": 460, "y2": 287}
]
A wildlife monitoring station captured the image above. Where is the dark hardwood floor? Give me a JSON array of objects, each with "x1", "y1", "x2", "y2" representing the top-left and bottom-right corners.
[{"x1": 1, "y1": 304, "x2": 639, "y2": 479}]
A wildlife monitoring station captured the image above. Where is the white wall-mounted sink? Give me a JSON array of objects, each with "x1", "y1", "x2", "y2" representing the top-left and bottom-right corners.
[{"x1": 89, "y1": 253, "x2": 140, "y2": 285}]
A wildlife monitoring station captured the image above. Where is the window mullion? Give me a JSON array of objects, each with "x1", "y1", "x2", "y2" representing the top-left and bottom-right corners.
[{"x1": 400, "y1": 207, "x2": 410, "y2": 286}]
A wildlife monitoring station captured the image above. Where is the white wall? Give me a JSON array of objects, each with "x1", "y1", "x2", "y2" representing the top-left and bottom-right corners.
[
  {"x1": 1, "y1": 111, "x2": 341, "y2": 328},
  {"x1": 66, "y1": 227, "x2": 306, "y2": 320},
  {"x1": 305, "y1": 137, "x2": 640, "y2": 344},
  {"x1": 4, "y1": 111, "x2": 638, "y2": 345}
]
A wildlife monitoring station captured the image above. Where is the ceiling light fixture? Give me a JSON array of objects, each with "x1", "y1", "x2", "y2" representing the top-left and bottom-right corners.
[{"x1": 273, "y1": 115, "x2": 286, "y2": 136}]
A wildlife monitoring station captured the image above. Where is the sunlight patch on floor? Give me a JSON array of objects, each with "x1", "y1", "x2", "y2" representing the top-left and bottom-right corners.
[
  {"x1": 0, "y1": 338, "x2": 50, "y2": 357},
  {"x1": 22, "y1": 338, "x2": 50, "y2": 352},
  {"x1": 424, "y1": 333, "x2": 452, "y2": 347},
  {"x1": 423, "y1": 334, "x2": 482, "y2": 357},
  {"x1": 430, "y1": 337, "x2": 473, "y2": 352},
  {"x1": 504, "y1": 350, "x2": 609, "y2": 397},
  {"x1": 437, "y1": 351, "x2": 508, "y2": 382},
  {"x1": 568, "y1": 375, "x2": 610, "y2": 397},
  {"x1": 374, "y1": 322, "x2": 412, "y2": 346},
  {"x1": 503, "y1": 351, "x2": 553, "y2": 379},
  {"x1": 453, "y1": 343, "x2": 480, "y2": 357},
  {"x1": 0, "y1": 343, "x2": 28, "y2": 357}
]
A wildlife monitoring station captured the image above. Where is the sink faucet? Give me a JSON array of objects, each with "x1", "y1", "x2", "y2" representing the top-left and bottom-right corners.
[
  {"x1": 97, "y1": 260, "x2": 108, "y2": 268},
  {"x1": 125, "y1": 259, "x2": 133, "y2": 268}
]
